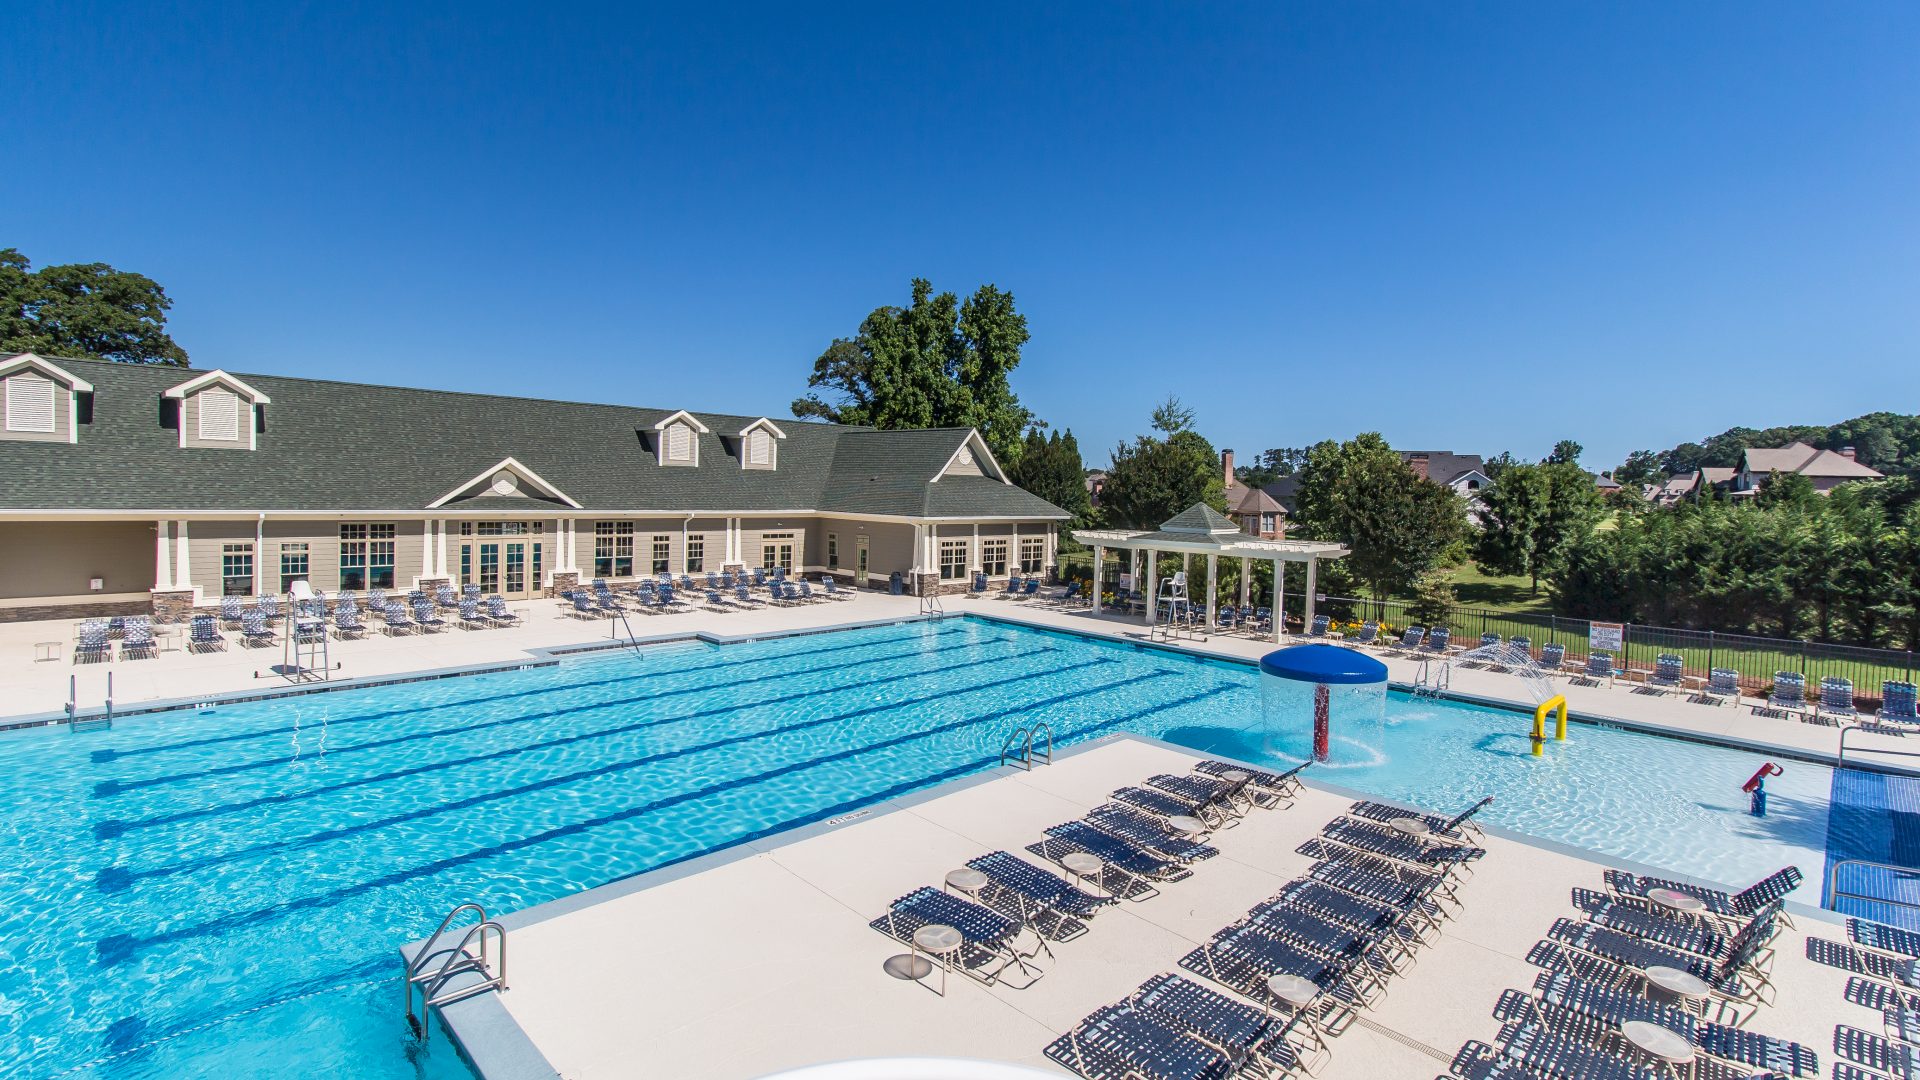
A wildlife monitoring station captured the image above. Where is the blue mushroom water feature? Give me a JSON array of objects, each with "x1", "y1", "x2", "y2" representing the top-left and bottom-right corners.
[{"x1": 1258, "y1": 644, "x2": 1389, "y2": 765}]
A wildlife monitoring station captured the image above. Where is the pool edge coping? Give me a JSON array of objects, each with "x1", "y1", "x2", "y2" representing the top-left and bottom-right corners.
[{"x1": 417, "y1": 730, "x2": 1843, "y2": 1080}]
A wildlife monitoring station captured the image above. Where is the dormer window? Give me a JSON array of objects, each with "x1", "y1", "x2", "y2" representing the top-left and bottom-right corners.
[
  {"x1": 652, "y1": 410, "x2": 710, "y2": 467},
  {"x1": 736, "y1": 417, "x2": 785, "y2": 471},
  {"x1": 198, "y1": 388, "x2": 241, "y2": 441},
  {"x1": 5, "y1": 371, "x2": 55, "y2": 433},
  {"x1": 165, "y1": 369, "x2": 270, "y2": 451}
]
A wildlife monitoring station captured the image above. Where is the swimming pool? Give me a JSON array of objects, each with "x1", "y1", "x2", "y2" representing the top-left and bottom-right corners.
[{"x1": 0, "y1": 616, "x2": 1830, "y2": 1079}]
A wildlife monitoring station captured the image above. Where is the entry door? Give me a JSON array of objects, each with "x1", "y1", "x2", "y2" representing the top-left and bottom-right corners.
[
  {"x1": 461, "y1": 540, "x2": 538, "y2": 600},
  {"x1": 763, "y1": 540, "x2": 794, "y2": 571},
  {"x1": 855, "y1": 535, "x2": 870, "y2": 581}
]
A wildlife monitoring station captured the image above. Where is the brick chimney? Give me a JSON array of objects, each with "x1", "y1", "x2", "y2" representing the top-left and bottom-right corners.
[
  {"x1": 1839, "y1": 446, "x2": 1857, "y2": 461},
  {"x1": 1408, "y1": 452, "x2": 1430, "y2": 480},
  {"x1": 1222, "y1": 448, "x2": 1235, "y2": 487}
]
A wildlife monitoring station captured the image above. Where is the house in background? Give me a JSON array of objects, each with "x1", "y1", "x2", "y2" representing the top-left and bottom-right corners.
[
  {"x1": 1729, "y1": 442, "x2": 1883, "y2": 495},
  {"x1": 1402, "y1": 450, "x2": 1491, "y2": 521},
  {"x1": 1219, "y1": 449, "x2": 1286, "y2": 538}
]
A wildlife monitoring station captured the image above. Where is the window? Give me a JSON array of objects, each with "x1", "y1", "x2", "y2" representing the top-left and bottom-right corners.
[
  {"x1": 594, "y1": 521, "x2": 634, "y2": 577},
  {"x1": 856, "y1": 534, "x2": 869, "y2": 575},
  {"x1": 981, "y1": 538, "x2": 1008, "y2": 577},
  {"x1": 198, "y1": 388, "x2": 241, "y2": 441},
  {"x1": 939, "y1": 540, "x2": 967, "y2": 580},
  {"x1": 1020, "y1": 537, "x2": 1045, "y2": 574},
  {"x1": 1261, "y1": 514, "x2": 1276, "y2": 533},
  {"x1": 747, "y1": 429, "x2": 773, "y2": 467},
  {"x1": 685, "y1": 536, "x2": 704, "y2": 573},
  {"x1": 651, "y1": 535, "x2": 672, "y2": 574},
  {"x1": 761, "y1": 532, "x2": 795, "y2": 571},
  {"x1": 664, "y1": 423, "x2": 694, "y2": 463},
  {"x1": 221, "y1": 544, "x2": 255, "y2": 596},
  {"x1": 340, "y1": 523, "x2": 396, "y2": 591},
  {"x1": 280, "y1": 542, "x2": 310, "y2": 593},
  {"x1": 826, "y1": 533, "x2": 839, "y2": 569},
  {"x1": 4, "y1": 372, "x2": 56, "y2": 433}
]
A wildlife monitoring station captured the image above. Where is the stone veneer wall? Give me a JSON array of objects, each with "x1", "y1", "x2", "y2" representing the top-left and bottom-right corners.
[
  {"x1": 0, "y1": 600, "x2": 152, "y2": 623},
  {"x1": 152, "y1": 590, "x2": 198, "y2": 624},
  {"x1": 550, "y1": 571, "x2": 580, "y2": 597}
]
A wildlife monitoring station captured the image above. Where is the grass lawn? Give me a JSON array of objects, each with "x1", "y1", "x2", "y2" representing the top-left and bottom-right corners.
[{"x1": 1445, "y1": 564, "x2": 1554, "y2": 616}]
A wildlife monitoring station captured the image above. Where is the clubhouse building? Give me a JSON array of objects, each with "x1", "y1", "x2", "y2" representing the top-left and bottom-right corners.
[{"x1": 0, "y1": 352, "x2": 1070, "y2": 622}]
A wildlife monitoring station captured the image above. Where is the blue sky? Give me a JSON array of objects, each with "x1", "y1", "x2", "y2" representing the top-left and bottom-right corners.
[{"x1": 4, "y1": 2, "x2": 1916, "y2": 473}]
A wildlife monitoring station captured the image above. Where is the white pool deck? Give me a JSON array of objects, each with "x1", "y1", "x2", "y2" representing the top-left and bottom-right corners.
[
  {"x1": 435, "y1": 736, "x2": 1861, "y2": 1080},
  {"x1": 0, "y1": 595, "x2": 1903, "y2": 1078}
]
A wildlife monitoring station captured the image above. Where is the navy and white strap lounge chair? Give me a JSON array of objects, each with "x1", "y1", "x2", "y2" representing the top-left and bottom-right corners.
[
  {"x1": 333, "y1": 607, "x2": 367, "y2": 640},
  {"x1": 1087, "y1": 805, "x2": 1217, "y2": 863},
  {"x1": 74, "y1": 620, "x2": 112, "y2": 664},
  {"x1": 1045, "y1": 1002, "x2": 1237, "y2": 1080},
  {"x1": 1424, "y1": 627, "x2": 1452, "y2": 653},
  {"x1": 567, "y1": 593, "x2": 599, "y2": 620},
  {"x1": 119, "y1": 617, "x2": 155, "y2": 660},
  {"x1": 1817, "y1": 677, "x2": 1859, "y2": 725},
  {"x1": 1878, "y1": 681, "x2": 1919, "y2": 727},
  {"x1": 1573, "y1": 652, "x2": 1616, "y2": 688},
  {"x1": 1030, "y1": 820, "x2": 1183, "y2": 899},
  {"x1": 1351, "y1": 620, "x2": 1380, "y2": 646},
  {"x1": 1646, "y1": 653, "x2": 1686, "y2": 694},
  {"x1": 1193, "y1": 758, "x2": 1307, "y2": 807},
  {"x1": 411, "y1": 601, "x2": 447, "y2": 632},
  {"x1": 823, "y1": 577, "x2": 854, "y2": 600},
  {"x1": 1697, "y1": 667, "x2": 1740, "y2": 707},
  {"x1": 187, "y1": 614, "x2": 225, "y2": 652},
  {"x1": 1394, "y1": 626, "x2": 1425, "y2": 652},
  {"x1": 240, "y1": 610, "x2": 276, "y2": 647},
  {"x1": 219, "y1": 595, "x2": 246, "y2": 628},
  {"x1": 1146, "y1": 773, "x2": 1242, "y2": 820},
  {"x1": 485, "y1": 596, "x2": 520, "y2": 626},
  {"x1": 1606, "y1": 865, "x2": 1800, "y2": 925},
  {"x1": 965, "y1": 850, "x2": 1113, "y2": 928},
  {"x1": 1348, "y1": 795, "x2": 1493, "y2": 841},
  {"x1": 1525, "y1": 971, "x2": 1818, "y2": 1077},
  {"x1": 1305, "y1": 614, "x2": 1330, "y2": 638},
  {"x1": 383, "y1": 602, "x2": 415, "y2": 635},
  {"x1": 1114, "y1": 785, "x2": 1227, "y2": 829},
  {"x1": 875, "y1": 885, "x2": 1043, "y2": 986},
  {"x1": 457, "y1": 598, "x2": 490, "y2": 630},
  {"x1": 1125, "y1": 972, "x2": 1309, "y2": 1076},
  {"x1": 1762, "y1": 671, "x2": 1807, "y2": 716}
]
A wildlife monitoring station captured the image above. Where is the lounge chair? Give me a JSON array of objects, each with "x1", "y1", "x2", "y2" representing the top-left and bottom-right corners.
[
  {"x1": 383, "y1": 602, "x2": 415, "y2": 635},
  {"x1": 1351, "y1": 620, "x2": 1379, "y2": 646},
  {"x1": 1834, "y1": 1026, "x2": 1916, "y2": 1080},
  {"x1": 1029, "y1": 820, "x2": 1185, "y2": 898},
  {"x1": 1393, "y1": 626, "x2": 1425, "y2": 653},
  {"x1": 1817, "y1": 676, "x2": 1859, "y2": 724},
  {"x1": 732, "y1": 585, "x2": 766, "y2": 608},
  {"x1": 969, "y1": 571, "x2": 988, "y2": 598},
  {"x1": 219, "y1": 595, "x2": 246, "y2": 629},
  {"x1": 823, "y1": 578, "x2": 855, "y2": 601},
  {"x1": 119, "y1": 617, "x2": 155, "y2": 660},
  {"x1": 1347, "y1": 795, "x2": 1494, "y2": 841},
  {"x1": 1645, "y1": 653, "x2": 1687, "y2": 694},
  {"x1": 1087, "y1": 805, "x2": 1217, "y2": 862},
  {"x1": 1262, "y1": 876, "x2": 1437, "y2": 952},
  {"x1": 1014, "y1": 579, "x2": 1041, "y2": 600},
  {"x1": 567, "y1": 593, "x2": 600, "y2": 620},
  {"x1": 1604, "y1": 865, "x2": 1800, "y2": 929},
  {"x1": 1572, "y1": 652, "x2": 1616, "y2": 688},
  {"x1": 1424, "y1": 627, "x2": 1451, "y2": 653},
  {"x1": 411, "y1": 600, "x2": 447, "y2": 633},
  {"x1": 965, "y1": 850, "x2": 1113, "y2": 929},
  {"x1": 1698, "y1": 667, "x2": 1740, "y2": 707},
  {"x1": 333, "y1": 607, "x2": 367, "y2": 639},
  {"x1": 1520, "y1": 971, "x2": 1818, "y2": 1077},
  {"x1": 1877, "y1": 681, "x2": 1919, "y2": 727},
  {"x1": 1306, "y1": 858, "x2": 1446, "y2": 916},
  {"x1": 365, "y1": 589, "x2": 387, "y2": 615},
  {"x1": 874, "y1": 885, "x2": 1043, "y2": 987},
  {"x1": 1114, "y1": 785, "x2": 1229, "y2": 829},
  {"x1": 485, "y1": 595, "x2": 520, "y2": 626},
  {"x1": 73, "y1": 620, "x2": 112, "y2": 664},
  {"x1": 180, "y1": 613, "x2": 222, "y2": 652},
  {"x1": 1760, "y1": 671, "x2": 1807, "y2": 716},
  {"x1": 1145, "y1": 773, "x2": 1242, "y2": 820},
  {"x1": 1509, "y1": 635, "x2": 1532, "y2": 659},
  {"x1": 1044, "y1": 1002, "x2": 1237, "y2": 1080},
  {"x1": 1193, "y1": 759, "x2": 1307, "y2": 808},
  {"x1": 1568, "y1": 889, "x2": 1746, "y2": 958},
  {"x1": 1177, "y1": 918, "x2": 1374, "y2": 1016},
  {"x1": 797, "y1": 581, "x2": 825, "y2": 603},
  {"x1": 1121, "y1": 972, "x2": 1309, "y2": 1077},
  {"x1": 240, "y1": 610, "x2": 276, "y2": 647},
  {"x1": 1315, "y1": 818, "x2": 1483, "y2": 880},
  {"x1": 1544, "y1": 912, "x2": 1778, "y2": 1008},
  {"x1": 462, "y1": 583, "x2": 481, "y2": 601},
  {"x1": 457, "y1": 598, "x2": 491, "y2": 630},
  {"x1": 1498, "y1": 1020, "x2": 1690, "y2": 1080}
]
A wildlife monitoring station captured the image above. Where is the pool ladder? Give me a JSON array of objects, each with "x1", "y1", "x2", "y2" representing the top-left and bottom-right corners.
[
  {"x1": 405, "y1": 902, "x2": 507, "y2": 1043},
  {"x1": 1413, "y1": 658, "x2": 1451, "y2": 698},
  {"x1": 66, "y1": 672, "x2": 114, "y2": 732},
  {"x1": 1000, "y1": 721, "x2": 1054, "y2": 770},
  {"x1": 609, "y1": 608, "x2": 642, "y2": 651},
  {"x1": 920, "y1": 589, "x2": 945, "y2": 616}
]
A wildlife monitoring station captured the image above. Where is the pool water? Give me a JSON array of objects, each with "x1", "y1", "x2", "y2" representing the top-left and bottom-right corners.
[{"x1": 0, "y1": 617, "x2": 1830, "y2": 1079}]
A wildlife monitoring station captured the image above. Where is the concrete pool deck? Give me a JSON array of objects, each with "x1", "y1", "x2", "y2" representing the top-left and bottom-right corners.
[{"x1": 433, "y1": 736, "x2": 1861, "y2": 1080}]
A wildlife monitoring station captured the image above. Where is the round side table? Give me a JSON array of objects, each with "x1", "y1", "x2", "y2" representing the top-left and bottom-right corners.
[{"x1": 911, "y1": 923, "x2": 963, "y2": 997}]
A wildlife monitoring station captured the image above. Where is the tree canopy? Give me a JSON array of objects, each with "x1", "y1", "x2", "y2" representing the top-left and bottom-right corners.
[
  {"x1": 1472, "y1": 459, "x2": 1604, "y2": 592},
  {"x1": 1233, "y1": 446, "x2": 1307, "y2": 487},
  {"x1": 1099, "y1": 403, "x2": 1224, "y2": 530},
  {"x1": 1652, "y1": 413, "x2": 1920, "y2": 479},
  {"x1": 793, "y1": 277, "x2": 1032, "y2": 463},
  {"x1": 1291, "y1": 433, "x2": 1466, "y2": 600},
  {"x1": 0, "y1": 248, "x2": 190, "y2": 366},
  {"x1": 1009, "y1": 428, "x2": 1092, "y2": 540}
]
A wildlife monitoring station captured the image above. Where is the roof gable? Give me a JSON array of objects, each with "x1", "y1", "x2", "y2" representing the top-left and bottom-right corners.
[
  {"x1": 0, "y1": 352, "x2": 94, "y2": 392},
  {"x1": 426, "y1": 456, "x2": 583, "y2": 509},
  {"x1": 164, "y1": 369, "x2": 270, "y2": 403},
  {"x1": 1161, "y1": 504, "x2": 1240, "y2": 534}
]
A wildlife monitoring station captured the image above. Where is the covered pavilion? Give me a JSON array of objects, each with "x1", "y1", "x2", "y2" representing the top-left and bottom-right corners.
[{"x1": 1071, "y1": 504, "x2": 1350, "y2": 642}]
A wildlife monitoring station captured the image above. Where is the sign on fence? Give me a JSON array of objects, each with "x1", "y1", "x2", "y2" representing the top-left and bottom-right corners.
[
  {"x1": 1589, "y1": 621, "x2": 1625, "y2": 653},
  {"x1": 1118, "y1": 573, "x2": 1132, "y2": 592}
]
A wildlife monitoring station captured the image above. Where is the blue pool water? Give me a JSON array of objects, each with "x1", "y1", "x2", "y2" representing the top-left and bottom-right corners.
[{"x1": 0, "y1": 617, "x2": 1835, "y2": 1078}]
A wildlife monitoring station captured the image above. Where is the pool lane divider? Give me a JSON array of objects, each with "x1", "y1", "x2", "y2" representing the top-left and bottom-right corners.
[
  {"x1": 91, "y1": 628, "x2": 988, "y2": 798},
  {"x1": 92, "y1": 645, "x2": 1087, "y2": 892},
  {"x1": 88, "y1": 621, "x2": 981, "y2": 765},
  {"x1": 93, "y1": 639, "x2": 1051, "y2": 840},
  {"x1": 93, "y1": 671, "x2": 1236, "y2": 967}
]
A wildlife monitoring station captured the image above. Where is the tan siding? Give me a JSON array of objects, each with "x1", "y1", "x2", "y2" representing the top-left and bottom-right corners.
[
  {"x1": 684, "y1": 519, "x2": 725, "y2": 574},
  {"x1": 940, "y1": 455, "x2": 984, "y2": 477},
  {"x1": 0, "y1": 371, "x2": 72, "y2": 444},
  {"x1": 853, "y1": 522, "x2": 916, "y2": 580},
  {"x1": 184, "y1": 520, "x2": 258, "y2": 594},
  {"x1": 738, "y1": 516, "x2": 804, "y2": 569},
  {"x1": 0, "y1": 521, "x2": 152, "y2": 599}
]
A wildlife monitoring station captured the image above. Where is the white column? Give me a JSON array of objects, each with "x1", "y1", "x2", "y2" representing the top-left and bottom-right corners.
[
  {"x1": 1239, "y1": 556, "x2": 1250, "y2": 607},
  {"x1": 434, "y1": 520, "x2": 447, "y2": 577},
  {"x1": 971, "y1": 522, "x2": 981, "y2": 575},
  {"x1": 1206, "y1": 553, "x2": 1218, "y2": 630},
  {"x1": 1304, "y1": 557, "x2": 1319, "y2": 637},
  {"x1": 422, "y1": 521, "x2": 435, "y2": 576},
  {"x1": 255, "y1": 515, "x2": 267, "y2": 596},
  {"x1": 1274, "y1": 559, "x2": 1285, "y2": 643},
  {"x1": 155, "y1": 520, "x2": 172, "y2": 590},
  {"x1": 911, "y1": 524, "x2": 925, "y2": 573},
  {"x1": 1144, "y1": 550, "x2": 1157, "y2": 625},
  {"x1": 174, "y1": 520, "x2": 191, "y2": 589},
  {"x1": 1091, "y1": 546, "x2": 1104, "y2": 613},
  {"x1": 1046, "y1": 524, "x2": 1056, "y2": 575},
  {"x1": 1011, "y1": 522, "x2": 1020, "y2": 573}
]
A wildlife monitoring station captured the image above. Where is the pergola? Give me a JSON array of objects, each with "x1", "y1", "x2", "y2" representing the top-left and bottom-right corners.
[{"x1": 1072, "y1": 504, "x2": 1350, "y2": 643}]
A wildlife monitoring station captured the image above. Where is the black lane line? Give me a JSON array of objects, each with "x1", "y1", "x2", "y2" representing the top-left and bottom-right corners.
[
  {"x1": 95, "y1": 673, "x2": 1233, "y2": 966},
  {"x1": 88, "y1": 621, "x2": 982, "y2": 763},
  {"x1": 95, "y1": 640, "x2": 1042, "y2": 839},
  {"x1": 93, "y1": 628, "x2": 988, "y2": 798},
  {"x1": 96, "y1": 648, "x2": 1095, "y2": 891}
]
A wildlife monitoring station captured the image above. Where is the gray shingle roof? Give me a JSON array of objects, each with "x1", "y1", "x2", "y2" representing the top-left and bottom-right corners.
[
  {"x1": 1160, "y1": 504, "x2": 1240, "y2": 533},
  {"x1": 0, "y1": 355, "x2": 1069, "y2": 520}
]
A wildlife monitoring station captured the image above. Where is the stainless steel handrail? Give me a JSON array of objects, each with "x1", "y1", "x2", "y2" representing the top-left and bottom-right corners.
[
  {"x1": 1838, "y1": 725, "x2": 1920, "y2": 770},
  {"x1": 1029, "y1": 722, "x2": 1053, "y2": 766},
  {"x1": 1000, "y1": 725, "x2": 1031, "y2": 768},
  {"x1": 1828, "y1": 857, "x2": 1920, "y2": 918}
]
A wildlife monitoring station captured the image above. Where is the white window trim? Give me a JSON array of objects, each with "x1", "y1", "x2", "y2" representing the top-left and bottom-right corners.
[
  {"x1": 0, "y1": 354, "x2": 87, "y2": 443},
  {"x1": 425, "y1": 456, "x2": 583, "y2": 509},
  {"x1": 4, "y1": 370, "x2": 57, "y2": 433}
]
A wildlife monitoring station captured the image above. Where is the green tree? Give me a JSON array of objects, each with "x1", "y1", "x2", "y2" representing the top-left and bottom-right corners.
[
  {"x1": 1547, "y1": 439, "x2": 1584, "y2": 466},
  {"x1": 1009, "y1": 428, "x2": 1093, "y2": 548},
  {"x1": 793, "y1": 277, "x2": 1032, "y2": 463},
  {"x1": 1100, "y1": 406, "x2": 1224, "y2": 529},
  {"x1": 1473, "y1": 461, "x2": 1605, "y2": 593},
  {"x1": 1292, "y1": 433, "x2": 1466, "y2": 600},
  {"x1": 0, "y1": 248, "x2": 190, "y2": 365},
  {"x1": 1614, "y1": 450, "x2": 1664, "y2": 489},
  {"x1": 1406, "y1": 568, "x2": 1458, "y2": 627}
]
